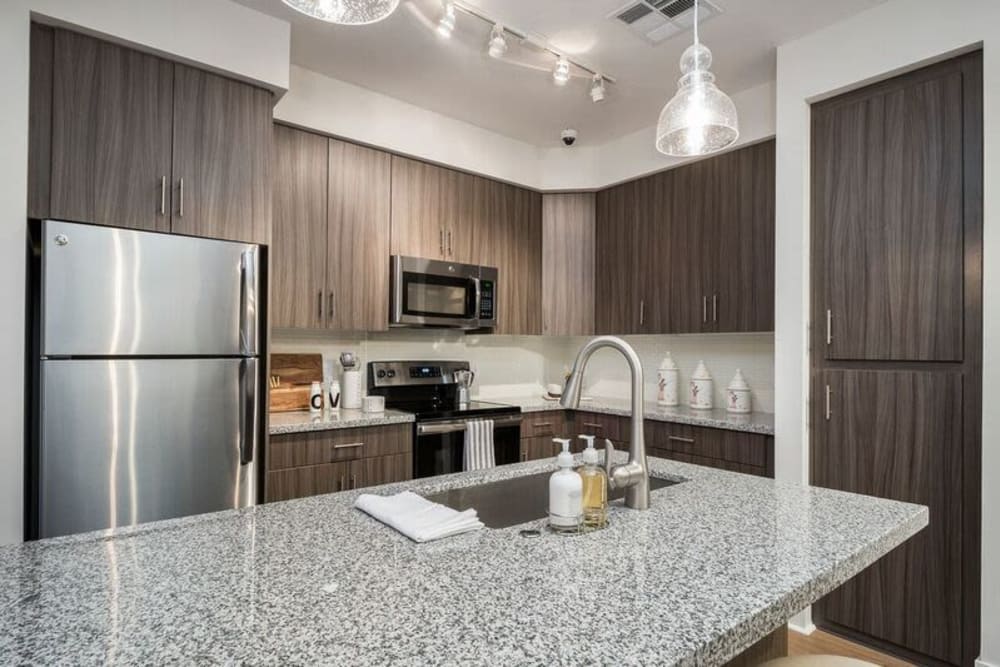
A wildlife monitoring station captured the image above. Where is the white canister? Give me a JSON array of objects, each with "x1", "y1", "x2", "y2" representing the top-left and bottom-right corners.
[
  {"x1": 689, "y1": 360, "x2": 714, "y2": 410},
  {"x1": 726, "y1": 369, "x2": 752, "y2": 414},
  {"x1": 362, "y1": 395, "x2": 385, "y2": 414},
  {"x1": 656, "y1": 352, "x2": 680, "y2": 407},
  {"x1": 341, "y1": 369, "x2": 362, "y2": 410},
  {"x1": 309, "y1": 381, "x2": 323, "y2": 413}
]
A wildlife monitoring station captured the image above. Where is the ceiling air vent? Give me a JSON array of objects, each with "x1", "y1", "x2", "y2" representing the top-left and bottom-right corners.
[{"x1": 609, "y1": 0, "x2": 722, "y2": 46}]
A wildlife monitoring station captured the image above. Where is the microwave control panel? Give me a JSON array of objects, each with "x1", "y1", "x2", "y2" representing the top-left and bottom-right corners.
[{"x1": 478, "y1": 280, "x2": 496, "y2": 322}]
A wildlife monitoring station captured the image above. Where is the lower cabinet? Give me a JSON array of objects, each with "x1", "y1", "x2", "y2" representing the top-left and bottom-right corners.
[
  {"x1": 645, "y1": 421, "x2": 774, "y2": 478},
  {"x1": 266, "y1": 424, "x2": 412, "y2": 502}
]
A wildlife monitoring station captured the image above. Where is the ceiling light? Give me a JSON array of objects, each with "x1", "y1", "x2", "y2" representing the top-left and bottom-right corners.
[
  {"x1": 281, "y1": 0, "x2": 400, "y2": 25},
  {"x1": 553, "y1": 57, "x2": 571, "y2": 86},
  {"x1": 590, "y1": 75, "x2": 606, "y2": 103},
  {"x1": 487, "y1": 24, "x2": 508, "y2": 59},
  {"x1": 436, "y1": 2, "x2": 456, "y2": 38},
  {"x1": 655, "y1": 0, "x2": 738, "y2": 156}
]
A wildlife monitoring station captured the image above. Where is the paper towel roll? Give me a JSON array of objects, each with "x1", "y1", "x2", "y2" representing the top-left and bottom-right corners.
[{"x1": 341, "y1": 369, "x2": 362, "y2": 410}]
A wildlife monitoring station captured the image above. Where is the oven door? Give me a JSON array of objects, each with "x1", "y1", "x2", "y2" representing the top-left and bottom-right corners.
[
  {"x1": 413, "y1": 414, "x2": 522, "y2": 479},
  {"x1": 390, "y1": 256, "x2": 481, "y2": 329}
]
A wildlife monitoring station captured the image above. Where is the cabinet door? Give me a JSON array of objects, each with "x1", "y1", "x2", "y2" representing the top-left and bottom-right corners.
[
  {"x1": 815, "y1": 69, "x2": 964, "y2": 361},
  {"x1": 352, "y1": 454, "x2": 412, "y2": 490},
  {"x1": 390, "y1": 156, "x2": 447, "y2": 260},
  {"x1": 327, "y1": 139, "x2": 392, "y2": 332},
  {"x1": 595, "y1": 182, "x2": 639, "y2": 334},
  {"x1": 666, "y1": 162, "x2": 706, "y2": 333},
  {"x1": 542, "y1": 193, "x2": 595, "y2": 336},
  {"x1": 450, "y1": 171, "x2": 493, "y2": 265},
  {"x1": 271, "y1": 125, "x2": 328, "y2": 329},
  {"x1": 492, "y1": 182, "x2": 542, "y2": 335},
  {"x1": 743, "y1": 140, "x2": 775, "y2": 332},
  {"x1": 49, "y1": 29, "x2": 173, "y2": 232},
  {"x1": 171, "y1": 64, "x2": 272, "y2": 244},
  {"x1": 265, "y1": 461, "x2": 351, "y2": 502},
  {"x1": 812, "y1": 369, "x2": 963, "y2": 665},
  {"x1": 633, "y1": 173, "x2": 668, "y2": 333}
]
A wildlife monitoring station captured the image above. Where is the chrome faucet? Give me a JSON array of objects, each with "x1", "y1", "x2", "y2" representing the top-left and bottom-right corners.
[{"x1": 560, "y1": 336, "x2": 650, "y2": 510}]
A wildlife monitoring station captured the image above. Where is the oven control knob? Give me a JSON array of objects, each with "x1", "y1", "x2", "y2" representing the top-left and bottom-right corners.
[
  {"x1": 386, "y1": 370, "x2": 396, "y2": 378},
  {"x1": 377, "y1": 370, "x2": 387, "y2": 379}
]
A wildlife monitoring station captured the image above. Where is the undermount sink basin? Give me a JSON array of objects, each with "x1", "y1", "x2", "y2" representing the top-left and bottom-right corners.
[{"x1": 422, "y1": 471, "x2": 682, "y2": 529}]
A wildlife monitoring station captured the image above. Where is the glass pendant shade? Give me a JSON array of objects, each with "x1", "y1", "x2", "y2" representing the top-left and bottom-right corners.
[
  {"x1": 281, "y1": 0, "x2": 400, "y2": 25},
  {"x1": 656, "y1": 43, "x2": 738, "y2": 156}
]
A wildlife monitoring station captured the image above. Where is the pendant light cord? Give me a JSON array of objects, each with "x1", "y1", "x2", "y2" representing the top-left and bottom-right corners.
[{"x1": 693, "y1": 0, "x2": 699, "y2": 45}]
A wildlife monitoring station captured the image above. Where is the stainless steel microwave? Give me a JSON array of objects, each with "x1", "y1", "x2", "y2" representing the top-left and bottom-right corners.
[{"x1": 389, "y1": 255, "x2": 498, "y2": 330}]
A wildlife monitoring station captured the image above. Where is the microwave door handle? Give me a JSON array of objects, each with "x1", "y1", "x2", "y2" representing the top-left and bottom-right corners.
[{"x1": 473, "y1": 277, "x2": 482, "y2": 320}]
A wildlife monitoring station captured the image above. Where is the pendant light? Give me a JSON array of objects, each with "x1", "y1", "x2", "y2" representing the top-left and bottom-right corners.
[
  {"x1": 281, "y1": 0, "x2": 400, "y2": 25},
  {"x1": 655, "y1": 0, "x2": 738, "y2": 156}
]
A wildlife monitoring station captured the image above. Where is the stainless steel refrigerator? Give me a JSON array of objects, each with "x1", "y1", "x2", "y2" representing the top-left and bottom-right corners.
[{"x1": 28, "y1": 220, "x2": 263, "y2": 539}]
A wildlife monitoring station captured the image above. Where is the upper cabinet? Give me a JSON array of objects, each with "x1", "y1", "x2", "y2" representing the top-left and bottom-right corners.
[
  {"x1": 542, "y1": 193, "x2": 595, "y2": 336},
  {"x1": 29, "y1": 26, "x2": 273, "y2": 245}
]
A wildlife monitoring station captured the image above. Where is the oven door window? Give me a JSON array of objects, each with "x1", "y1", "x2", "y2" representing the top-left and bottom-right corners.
[{"x1": 402, "y1": 273, "x2": 476, "y2": 320}]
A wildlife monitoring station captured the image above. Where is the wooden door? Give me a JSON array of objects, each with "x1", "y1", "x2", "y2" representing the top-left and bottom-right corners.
[
  {"x1": 814, "y1": 66, "x2": 965, "y2": 361},
  {"x1": 271, "y1": 125, "x2": 328, "y2": 329},
  {"x1": 48, "y1": 29, "x2": 173, "y2": 232},
  {"x1": 812, "y1": 369, "x2": 963, "y2": 665},
  {"x1": 389, "y1": 156, "x2": 447, "y2": 260},
  {"x1": 171, "y1": 64, "x2": 272, "y2": 244},
  {"x1": 542, "y1": 193, "x2": 595, "y2": 336},
  {"x1": 327, "y1": 139, "x2": 392, "y2": 332},
  {"x1": 491, "y1": 182, "x2": 542, "y2": 335},
  {"x1": 595, "y1": 182, "x2": 639, "y2": 334}
]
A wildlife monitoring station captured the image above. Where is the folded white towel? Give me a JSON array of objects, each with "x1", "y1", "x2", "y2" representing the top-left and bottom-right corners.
[
  {"x1": 464, "y1": 419, "x2": 495, "y2": 471},
  {"x1": 354, "y1": 491, "x2": 484, "y2": 543}
]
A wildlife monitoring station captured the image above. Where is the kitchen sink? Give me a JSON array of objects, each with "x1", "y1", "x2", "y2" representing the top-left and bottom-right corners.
[{"x1": 422, "y1": 471, "x2": 682, "y2": 529}]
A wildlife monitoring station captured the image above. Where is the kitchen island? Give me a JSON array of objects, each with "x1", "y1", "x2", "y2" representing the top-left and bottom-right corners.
[{"x1": 0, "y1": 456, "x2": 925, "y2": 665}]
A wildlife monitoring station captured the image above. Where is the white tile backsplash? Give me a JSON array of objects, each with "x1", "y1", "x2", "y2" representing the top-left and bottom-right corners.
[{"x1": 271, "y1": 330, "x2": 774, "y2": 413}]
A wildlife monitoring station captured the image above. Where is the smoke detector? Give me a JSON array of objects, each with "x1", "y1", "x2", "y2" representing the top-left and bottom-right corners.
[{"x1": 609, "y1": 0, "x2": 723, "y2": 46}]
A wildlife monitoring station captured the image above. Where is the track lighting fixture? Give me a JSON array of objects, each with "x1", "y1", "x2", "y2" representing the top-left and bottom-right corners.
[
  {"x1": 590, "y1": 75, "x2": 606, "y2": 103},
  {"x1": 553, "y1": 57, "x2": 571, "y2": 86},
  {"x1": 436, "y1": 2, "x2": 456, "y2": 38},
  {"x1": 487, "y1": 24, "x2": 507, "y2": 59}
]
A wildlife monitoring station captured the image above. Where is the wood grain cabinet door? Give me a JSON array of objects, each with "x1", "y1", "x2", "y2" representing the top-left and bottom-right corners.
[
  {"x1": 814, "y1": 68, "x2": 966, "y2": 361},
  {"x1": 666, "y1": 162, "x2": 707, "y2": 334},
  {"x1": 390, "y1": 156, "x2": 447, "y2": 260},
  {"x1": 327, "y1": 139, "x2": 392, "y2": 332},
  {"x1": 491, "y1": 182, "x2": 542, "y2": 335},
  {"x1": 271, "y1": 125, "x2": 328, "y2": 329},
  {"x1": 171, "y1": 64, "x2": 272, "y2": 244},
  {"x1": 49, "y1": 29, "x2": 173, "y2": 232},
  {"x1": 812, "y1": 369, "x2": 963, "y2": 665},
  {"x1": 542, "y1": 193, "x2": 595, "y2": 336},
  {"x1": 595, "y1": 182, "x2": 639, "y2": 335}
]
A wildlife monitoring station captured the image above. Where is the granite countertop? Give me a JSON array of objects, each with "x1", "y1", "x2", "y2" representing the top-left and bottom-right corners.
[
  {"x1": 269, "y1": 408, "x2": 414, "y2": 435},
  {"x1": 0, "y1": 456, "x2": 925, "y2": 665},
  {"x1": 491, "y1": 395, "x2": 775, "y2": 435}
]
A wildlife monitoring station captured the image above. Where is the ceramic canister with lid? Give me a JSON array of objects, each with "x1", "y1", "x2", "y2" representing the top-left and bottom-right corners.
[
  {"x1": 656, "y1": 352, "x2": 680, "y2": 407},
  {"x1": 689, "y1": 360, "x2": 714, "y2": 410},
  {"x1": 726, "y1": 369, "x2": 752, "y2": 414}
]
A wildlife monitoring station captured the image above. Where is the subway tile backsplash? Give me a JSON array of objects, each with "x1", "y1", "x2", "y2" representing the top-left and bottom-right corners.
[{"x1": 271, "y1": 330, "x2": 774, "y2": 413}]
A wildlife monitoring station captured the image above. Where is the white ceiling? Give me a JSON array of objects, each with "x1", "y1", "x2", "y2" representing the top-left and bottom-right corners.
[{"x1": 236, "y1": 0, "x2": 885, "y2": 147}]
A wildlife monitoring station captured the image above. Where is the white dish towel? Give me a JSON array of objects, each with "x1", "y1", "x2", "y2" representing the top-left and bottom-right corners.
[
  {"x1": 354, "y1": 491, "x2": 484, "y2": 543},
  {"x1": 464, "y1": 419, "x2": 495, "y2": 471}
]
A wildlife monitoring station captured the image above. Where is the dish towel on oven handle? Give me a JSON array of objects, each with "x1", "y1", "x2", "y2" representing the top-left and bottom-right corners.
[
  {"x1": 464, "y1": 419, "x2": 495, "y2": 471},
  {"x1": 354, "y1": 491, "x2": 484, "y2": 543}
]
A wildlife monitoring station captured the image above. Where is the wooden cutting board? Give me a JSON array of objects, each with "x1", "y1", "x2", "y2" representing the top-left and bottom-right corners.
[{"x1": 269, "y1": 353, "x2": 323, "y2": 413}]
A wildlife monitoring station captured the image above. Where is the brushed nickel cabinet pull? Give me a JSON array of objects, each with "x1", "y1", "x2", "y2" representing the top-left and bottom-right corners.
[
  {"x1": 350, "y1": 474, "x2": 357, "y2": 489},
  {"x1": 712, "y1": 294, "x2": 718, "y2": 322},
  {"x1": 439, "y1": 228, "x2": 445, "y2": 255},
  {"x1": 447, "y1": 230, "x2": 453, "y2": 256},
  {"x1": 520, "y1": 451, "x2": 527, "y2": 462},
  {"x1": 826, "y1": 309, "x2": 833, "y2": 345},
  {"x1": 640, "y1": 300, "x2": 645, "y2": 326},
  {"x1": 339, "y1": 476, "x2": 345, "y2": 492},
  {"x1": 702, "y1": 296, "x2": 708, "y2": 323},
  {"x1": 581, "y1": 422, "x2": 603, "y2": 430},
  {"x1": 668, "y1": 435, "x2": 695, "y2": 444},
  {"x1": 825, "y1": 385, "x2": 832, "y2": 421},
  {"x1": 334, "y1": 442, "x2": 365, "y2": 449},
  {"x1": 159, "y1": 176, "x2": 166, "y2": 215},
  {"x1": 328, "y1": 293, "x2": 335, "y2": 322},
  {"x1": 178, "y1": 178, "x2": 184, "y2": 217},
  {"x1": 318, "y1": 291, "x2": 324, "y2": 321}
]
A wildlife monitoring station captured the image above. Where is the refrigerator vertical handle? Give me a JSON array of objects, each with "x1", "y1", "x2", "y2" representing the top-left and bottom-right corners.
[
  {"x1": 239, "y1": 358, "x2": 258, "y2": 466},
  {"x1": 239, "y1": 248, "x2": 259, "y2": 356}
]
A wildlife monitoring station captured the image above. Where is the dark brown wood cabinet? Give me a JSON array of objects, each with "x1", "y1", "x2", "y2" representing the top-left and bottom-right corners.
[
  {"x1": 29, "y1": 25, "x2": 273, "y2": 245},
  {"x1": 542, "y1": 193, "x2": 595, "y2": 336},
  {"x1": 645, "y1": 420, "x2": 773, "y2": 477},
  {"x1": 491, "y1": 181, "x2": 542, "y2": 335},
  {"x1": 595, "y1": 181, "x2": 640, "y2": 334},
  {"x1": 266, "y1": 424, "x2": 412, "y2": 502},
  {"x1": 810, "y1": 52, "x2": 982, "y2": 667}
]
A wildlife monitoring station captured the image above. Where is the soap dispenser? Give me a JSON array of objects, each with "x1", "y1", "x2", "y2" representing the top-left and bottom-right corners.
[
  {"x1": 578, "y1": 435, "x2": 608, "y2": 529},
  {"x1": 548, "y1": 439, "x2": 582, "y2": 533}
]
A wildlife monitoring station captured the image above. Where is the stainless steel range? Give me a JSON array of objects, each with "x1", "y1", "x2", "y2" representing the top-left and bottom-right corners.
[{"x1": 367, "y1": 361, "x2": 521, "y2": 479}]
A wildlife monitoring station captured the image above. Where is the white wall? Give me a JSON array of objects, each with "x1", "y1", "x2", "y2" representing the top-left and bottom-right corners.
[
  {"x1": 0, "y1": 0, "x2": 290, "y2": 546},
  {"x1": 773, "y1": 0, "x2": 999, "y2": 663}
]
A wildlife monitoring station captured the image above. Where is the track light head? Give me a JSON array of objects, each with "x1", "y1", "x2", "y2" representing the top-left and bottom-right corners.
[
  {"x1": 436, "y1": 2, "x2": 455, "y2": 38},
  {"x1": 553, "y1": 57, "x2": 571, "y2": 86},
  {"x1": 488, "y1": 24, "x2": 507, "y2": 58},
  {"x1": 590, "y1": 74, "x2": 606, "y2": 103}
]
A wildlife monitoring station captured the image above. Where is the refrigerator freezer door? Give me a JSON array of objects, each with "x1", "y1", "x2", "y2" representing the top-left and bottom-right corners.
[
  {"x1": 39, "y1": 358, "x2": 258, "y2": 538},
  {"x1": 40, "y1": 220, "x2": 260, "y2": 357}
]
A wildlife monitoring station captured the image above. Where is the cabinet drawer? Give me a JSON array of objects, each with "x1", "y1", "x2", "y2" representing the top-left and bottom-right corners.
[
  {"x1": 268, "y1": 424, "x2": 412, "y2": 471},
  {"x1": 644, "y1": 421, "x2": 770, "y2": 470},
  {"x1": 266, "y1": 461, "x2": 352, "y2": 502},
  {"x1": 648, "y1": 447, "x2": 767, "y2": 478},
  {"x1": 520, "y1": 411, "x2": 568, "y2": 438},
  {"x1": 573, "y1": 411, "x2": 625, "y2": 442}
]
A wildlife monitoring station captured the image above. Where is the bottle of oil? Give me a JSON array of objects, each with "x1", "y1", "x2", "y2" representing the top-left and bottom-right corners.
[{"x1": 578, "y1": 435, "x2": 608, "y2": 529}]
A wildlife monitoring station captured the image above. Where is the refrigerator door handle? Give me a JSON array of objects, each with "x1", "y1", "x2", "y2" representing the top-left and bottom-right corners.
[
  {"x1": 239, "y1": 248, "x2": 259, "y2": 356},
  {"x1": 239, "y1": 358, "x2": 258, "y2": 465}
]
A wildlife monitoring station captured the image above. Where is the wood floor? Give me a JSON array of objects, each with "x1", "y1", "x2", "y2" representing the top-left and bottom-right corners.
[{"x1": 788, "y1": 629, "x2": 915, "y2": 666}]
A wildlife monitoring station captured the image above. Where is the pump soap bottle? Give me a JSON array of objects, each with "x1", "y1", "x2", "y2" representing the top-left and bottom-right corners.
[
  {"x1": 548, "y1": 439, "x2": 582, "y2": 533},
  {"x1": 578, "y1": 435, "x2": 608, "y2": 529}
]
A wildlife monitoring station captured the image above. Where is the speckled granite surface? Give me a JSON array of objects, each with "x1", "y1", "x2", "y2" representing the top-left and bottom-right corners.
[
  {"x1": 492, "y1": 395, "x2": 775, "y2": 435},
  {"x1": 269, "y1": 408, "x2": 414, "y2": 435},
  {"x1": 0, "y1": 455, "x2": 924, "y2": 666}
]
